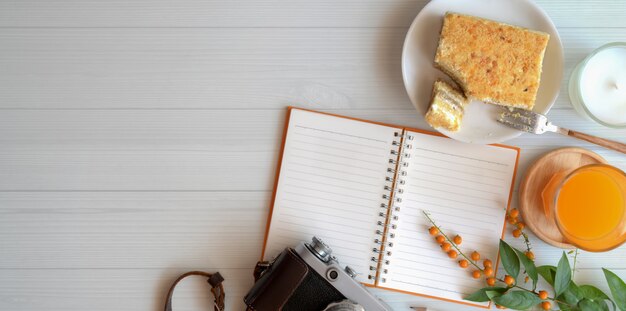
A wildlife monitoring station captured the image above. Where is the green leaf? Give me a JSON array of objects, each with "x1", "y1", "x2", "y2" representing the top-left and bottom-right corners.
[
  {"x1": 579, "y1": 285, "x2": 610, "y2": 301},
  {"x1": 580, "y1": 284, "x2": 616, "y2": 310},
  {"x1": 492, "y1": 290, "x2": 542, "y2": 310},
  {"x1": 499, "y1": 240, "x2": 520, "y2": 279},
  {"x1": 555, "y1": 252, "x2": 572, "y2": 296},
  {"x1": 538, "y1": 265, "x2": 557, "y2": 286},
  {"x1": 557, "y1": 301, "x2": 576, "y2": 311},
  {"x1": 486, "y1": 290, "x2": 504, "y2": 299},
  {"x1": 560, "y1": 282, "x2": 582, "y2": 306},
  {"x1": 465, "y1": 287, "x2": 508, "y2": 302},
  {"x1": 603, "y1": 268, "x2": 626, "y2": 311},
  {"x1": 514, "y1": 248, "x2": 538, "y2": 289},
  {"x1": 578, "y1": 298, "x2": 609, "y2": 311}
]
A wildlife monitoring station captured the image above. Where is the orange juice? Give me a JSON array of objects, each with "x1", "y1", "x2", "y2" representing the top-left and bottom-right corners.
[{"x1": 553, "y1": 164, "x2": 626, "y2": 252}]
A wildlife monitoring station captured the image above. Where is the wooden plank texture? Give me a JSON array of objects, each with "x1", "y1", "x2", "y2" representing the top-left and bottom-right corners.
[
  {"x1": 0, "y1": 109, "x2": 624, "y2": 191},
  {"x1": 2, "y1": 191, "x2": 626, "y2": 310},
  {"x1": 0, "y1": 191, "x2": 268, "y2": 269},
  {"x1": 3, "y1": 268, "x2": 622, "y2": 311},
  {"x1": 3, "y1": 191, "x2": 626, "y2": 270},
  {"x1": 0, "y1": 268, "x2": 255, "y2": 311},
  {"x1": 0, "y1": 0, "x2": 624, "y2": 28},
  {"x1": 2, "y1": 0, "x2": 626, "y2": 310},
  {"x1": 0, "y1": 28, "x2": 625, "y2": 109}
]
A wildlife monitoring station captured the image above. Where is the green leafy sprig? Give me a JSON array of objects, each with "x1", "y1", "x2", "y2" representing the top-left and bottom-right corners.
[
  {"x1": 466, "y1": 242, "x2": 626, "y2": 310},
  {"x1": 423, "y1": 212, "x2": 626, "y2": 310}
]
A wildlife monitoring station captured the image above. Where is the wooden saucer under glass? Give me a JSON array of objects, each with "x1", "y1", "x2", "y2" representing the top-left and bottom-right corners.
[{"x1": 519, "y1": 147, "x2": 607, "y2": 249}]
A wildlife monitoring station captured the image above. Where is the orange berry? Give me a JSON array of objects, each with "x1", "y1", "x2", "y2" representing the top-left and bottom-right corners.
[
  {"x1": 458, "y1": 259, "x2": 469, "y2": 268},
  {"x1": 512, "y1": 229, "x2": 522, "y2": 238},
  {"x1": 441, "y1": 242, "x2": 452, "y2": 252},
  {"x1": 525, "y1": 276, "x2": 530, "y2": 283},
  {"x1": 504, "y1": 275, "x2": 515, "y2": 286},
  {"x1": 508, "y1": 216, "x2": 518, "y2": 225},
  {"x1": 472, "y1": 270, "x2": 482, "y2": 279},
  {"x1": 539, "y1": 290, "x2": 548, "y2": 300},
  {"x1": 429, "y1": 226, "x2": 439, "y2": 235},
  {"x1": 510, "y1": 208, "x2": 520, "y2": 218},
  {"x1": 453, "y1": 235, "x2": 462, "y2": 245},
  {"x1": 471, "y1": 251, "x2": 481, "y2": 261},
  {"x1": 526, "y1": 251, "x2": 535, "y2": 261},
  {"x1": 541, "y1": 301, "x2": 551, "y2": 310},
  {"x1": 448, "y1": 250, "x2": 458, "y2": 259},
  {"x1": 484, "y1": 267, "x2": 494, "y2": 277},
  {"x1": 435, "y1": 235, "x2": 445, "y2": 244},
  {"x1": 486, "y1": 277, "x2": 496, "y2": 286},
  {"x1": 483, "y1": 259, "x2": 493, "y2": 268},
  {"x1": 516, "y1": 222, "x2": 526, "y2": 230}
]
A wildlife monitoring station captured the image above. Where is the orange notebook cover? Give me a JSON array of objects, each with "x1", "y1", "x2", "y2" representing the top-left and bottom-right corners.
[{"x1": 261, "y1": 107, "x2": 520, "y2": 308}]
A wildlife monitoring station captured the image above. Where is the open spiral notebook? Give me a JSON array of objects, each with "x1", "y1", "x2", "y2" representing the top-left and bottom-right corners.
[{"x1": 261, "y1": 107, "x2": 519, "y2": 308}]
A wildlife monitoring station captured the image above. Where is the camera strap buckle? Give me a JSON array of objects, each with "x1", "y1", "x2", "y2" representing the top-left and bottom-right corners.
[
  {"x1": 208, "y1": 272, "x2": 225, "y2": 311},
  {"x1": 253, "y1": 261, "x2": 273, "y2": 282}
]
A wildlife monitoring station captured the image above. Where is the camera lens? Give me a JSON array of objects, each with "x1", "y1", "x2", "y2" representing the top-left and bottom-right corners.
[
  {"x1": 323, "y1": 300, "x2": 365, "y2": 311},
  {"x1": 307, "y1": 236, "x2": 333, "y2": 262}
]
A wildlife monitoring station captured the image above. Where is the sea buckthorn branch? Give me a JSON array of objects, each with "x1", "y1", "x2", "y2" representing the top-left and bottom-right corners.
[
  {"x1": 508, "y1": 208, "x2": 534, "y2": 258},
  {"x1": 569, "y1": 248, "x2": 579, "y2": 278},
  {"x1": 508, "y1": 208, "x2": 536, "y2": 286},
  {"x1": 423, "y1": 211, "x2": 483, "y2": 271},
  {"x1": 423, "y1": 210, "x2": 577, "y2": 310},
  {"x1": 520, "y1": 231, "x2": 532, "y2": 254}
]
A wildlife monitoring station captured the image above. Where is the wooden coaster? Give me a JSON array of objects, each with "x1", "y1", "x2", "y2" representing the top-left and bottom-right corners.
[{"x1": 519, "y1": 147, "x2": 607, "y2": 249}]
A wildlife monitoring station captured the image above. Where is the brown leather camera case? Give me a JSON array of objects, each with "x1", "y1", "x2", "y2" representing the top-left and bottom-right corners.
[{"x1": 244, "y1": 248, "x2": 309, "y2": 310}]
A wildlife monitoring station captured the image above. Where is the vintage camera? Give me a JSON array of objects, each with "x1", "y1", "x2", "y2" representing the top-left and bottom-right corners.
[{"x1": 244, "y1": 237, "x2": 391, "y2": 311}]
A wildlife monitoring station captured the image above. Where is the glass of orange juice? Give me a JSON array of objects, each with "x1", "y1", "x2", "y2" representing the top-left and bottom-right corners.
[{"x1": 543, "y1": 164, "x2": 626, "y2": 252}]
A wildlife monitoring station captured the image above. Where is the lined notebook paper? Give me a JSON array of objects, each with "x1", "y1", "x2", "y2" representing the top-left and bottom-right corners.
[
  {"x1": 380, "y1": 131, "x2": 517, "y2": 304},
  {"x1": 262, "y1": 108, "x2": 519, "y2": 308},
  {"x1": 263, "y1": 108, "x2": 398, "y2": 285}
]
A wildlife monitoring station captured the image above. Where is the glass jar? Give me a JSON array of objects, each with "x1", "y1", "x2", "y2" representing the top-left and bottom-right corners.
[{"x1": 568, "y1": 42, "x2": 626, "y2": 128}]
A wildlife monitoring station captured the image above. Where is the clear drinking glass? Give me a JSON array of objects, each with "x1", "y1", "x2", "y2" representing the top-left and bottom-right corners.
[{"x1": 542, "y1": 164, "x2": 626, "y2": 252}]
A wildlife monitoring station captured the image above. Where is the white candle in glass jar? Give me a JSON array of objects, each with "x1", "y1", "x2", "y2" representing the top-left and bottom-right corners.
[{"x1": 569, "y1": 43, "x2": 626, "y2": 128}]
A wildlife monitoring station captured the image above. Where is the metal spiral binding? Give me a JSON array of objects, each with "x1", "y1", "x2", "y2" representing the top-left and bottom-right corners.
[{"x1": 368, "y1": 131, "x2": 414, "y2": 281}]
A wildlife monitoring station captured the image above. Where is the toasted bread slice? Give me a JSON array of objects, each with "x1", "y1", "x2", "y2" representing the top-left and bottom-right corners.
[
  {"x1": 435, "y1": 13, "x2": 550, "y2": 110},
  {"x1": 425, "y1": 79, "x2": 469, "y2": 132}
]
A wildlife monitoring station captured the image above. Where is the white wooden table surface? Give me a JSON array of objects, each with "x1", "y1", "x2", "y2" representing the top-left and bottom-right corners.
[{"x1": 1, "y1": 1, "x2": 625, "y2": 310}]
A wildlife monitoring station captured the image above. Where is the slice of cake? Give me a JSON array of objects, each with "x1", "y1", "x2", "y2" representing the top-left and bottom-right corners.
[
  {"x1": 434, "y1": 12, "x2": 550, "y2": 110},
  {"x1": 425, "y1": 80, "x2": 469, "y2": 132}
]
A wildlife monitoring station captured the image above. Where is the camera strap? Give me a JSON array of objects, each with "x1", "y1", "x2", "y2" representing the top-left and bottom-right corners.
[
  {"x1": 163, "y1": 271, "x2": 225, "y2": 311},
  {"x1": 162, "y1": 260, "x2": 280, "y2": 310}
]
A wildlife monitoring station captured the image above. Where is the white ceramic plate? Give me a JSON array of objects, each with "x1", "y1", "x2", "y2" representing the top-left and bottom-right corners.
[{"x1": 402, "y1": 0, "x2": 563, "y2": 144}]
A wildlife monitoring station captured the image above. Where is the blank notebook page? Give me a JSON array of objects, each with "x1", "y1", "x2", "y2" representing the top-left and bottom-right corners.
[
  {"x1": 381, "y1": 131, "x2": 517, "y2": 306},
  {"x1": 263, "y1": 109, "x2": 399, "y2": 284}
]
